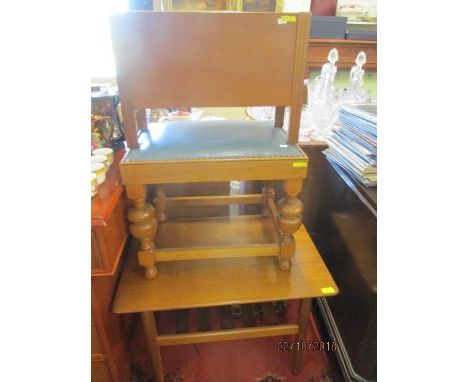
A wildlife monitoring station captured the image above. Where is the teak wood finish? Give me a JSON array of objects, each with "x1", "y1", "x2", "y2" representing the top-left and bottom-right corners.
[
  {"x1": 91, "y1": 150, "x2": 132, "y2": 382},
  {"x1": 110, "y1": 11, "x2": 311, "y2": 146},
  {"x1": 114, "y1": 225, "x2": 338, "y2": 312},
  {"x1": 110, "y1": 12, "x2": 312, "y2": 278},
  {"x1": 113, "y1": 225, "x2": 338, "y2": 380},
  {"x1": 307, "y1": 38, "x2": 377, "y2": 70},
  {"x1": 91, "y1": 150, "x2": 128, "y2": 276}
]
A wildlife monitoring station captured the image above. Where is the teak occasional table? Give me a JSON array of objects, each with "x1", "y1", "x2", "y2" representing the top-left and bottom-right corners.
[{"x1": 113, "y1": 225, "x2": 338, "y2": 381}]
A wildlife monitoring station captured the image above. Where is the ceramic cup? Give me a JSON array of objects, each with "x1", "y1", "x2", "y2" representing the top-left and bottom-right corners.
[
  {"x1": 91, "y1": 154, "x2": 109, "y2": 171},
  {"x1": 92, "y1": 147, "x2": 114, "y2": 166},
  {"x1": 91, "y1": 173, "x2": 97, "y2": 197},
  {"x1": 91, "y1": 163, "x2": 106, "y2": 185}
]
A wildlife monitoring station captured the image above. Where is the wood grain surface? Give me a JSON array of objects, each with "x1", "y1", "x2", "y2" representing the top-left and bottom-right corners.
[
  {"x1": 113, "y1": 225, "x2": 338, "y2": 313},
  {"x1": 120, "y1": 156, "x2": 308, "y2": 185},
  {"x1": 110, "y1": 11, "x2": 311, "y2": 148},
  {"x1": 111, "y1": 12, "x2": 307, "y2": 108}
]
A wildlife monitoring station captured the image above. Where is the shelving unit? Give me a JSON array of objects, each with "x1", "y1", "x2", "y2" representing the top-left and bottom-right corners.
[{"x1": 307, "y1": 38, "x2": 377, "y2": 70}]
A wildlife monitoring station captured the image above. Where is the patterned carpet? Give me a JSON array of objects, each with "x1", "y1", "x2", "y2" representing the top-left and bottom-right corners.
[{"x1": 129, "y1": 300, "x2": 335, "y2": 382}]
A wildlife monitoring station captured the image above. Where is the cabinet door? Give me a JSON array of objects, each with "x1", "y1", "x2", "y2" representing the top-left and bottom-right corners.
[
  {"x1": 91, "y1": 319, "x2": 104, "y2": 355},
  {"x1": 91, "y1": 359, "x2": 112, "y2": 382},
  {"x1": 91, "y1": 195, "x2": 128, "y2": 275},
  {"x1": 313, "y1": 159, "x2": 377, "y2": 381},
  {"x1": 91, "y1": 230, "x2": 105, "y2": 272},
  {"x1": 92, "y1": 278, "x2": 131, "y2": 382}
]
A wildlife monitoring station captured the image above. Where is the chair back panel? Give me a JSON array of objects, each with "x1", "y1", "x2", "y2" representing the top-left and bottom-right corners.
[{"x1": 110, "y1": 12, "x2": 307, "y2": 108}]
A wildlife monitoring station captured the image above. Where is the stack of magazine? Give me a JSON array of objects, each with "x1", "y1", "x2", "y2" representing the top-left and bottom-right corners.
[{"x1": 324, "y1": 103, "x2": 377, "y2": 187}]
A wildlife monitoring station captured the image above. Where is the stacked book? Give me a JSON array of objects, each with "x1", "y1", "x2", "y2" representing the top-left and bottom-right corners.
[{"x1": 324, "y1": 103, "x2": 377, "y2": 186}]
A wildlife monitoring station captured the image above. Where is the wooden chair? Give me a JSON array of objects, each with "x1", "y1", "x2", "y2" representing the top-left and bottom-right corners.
[{"x1": 110, "y1": 11, "x2": 311, "y2": 279}]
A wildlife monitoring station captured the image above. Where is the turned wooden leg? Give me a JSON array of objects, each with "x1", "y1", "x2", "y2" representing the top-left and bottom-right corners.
[
  {"x1": 292, "y1": 298, "x2": 311, "y2": 375},
  {"x1": 126, "y1": 184, "x2": 158, "y2": 279},
  {"x1": 261, "y1": 181, "x2": 275, "y2": 217},
  {"x1": 141, "y1": 312, "x2": 164, "y2": 382},
  {"x1": 277, "y1": 179, "x2": 304, "y2": 270},
  {"x1": 153, "y1": 185, "x2": 168, "y2": 223}
]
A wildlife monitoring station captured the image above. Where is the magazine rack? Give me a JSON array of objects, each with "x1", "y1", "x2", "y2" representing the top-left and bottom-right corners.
[{"x1": 110, "y1": 11, "x2": 311, "y2": 279}]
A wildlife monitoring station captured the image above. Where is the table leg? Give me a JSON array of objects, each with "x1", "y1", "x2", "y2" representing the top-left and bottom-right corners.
[
  {"x1": 291, "y1": 298, "x2": 311, "y2": 375},
  {"x1": 141, "y1": 311, "x2": 164, "y2": 382}
]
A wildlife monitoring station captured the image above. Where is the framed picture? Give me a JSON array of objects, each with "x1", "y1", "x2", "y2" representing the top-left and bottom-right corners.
[
  {"x1": 162, "y1": 0, "x2": 238, "y2": 11},
  {"x1": 161, "y1": 0, "x2": 283, "y2": 12},
  {"x1": 242, "y1": 0, "x2": 283, "y2": 12},
  {"x1": 336, "y1": 0, "x2": 377, "y2": 23}
]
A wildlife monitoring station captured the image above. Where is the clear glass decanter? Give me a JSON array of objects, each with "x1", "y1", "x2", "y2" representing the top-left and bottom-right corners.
[
  {"x1": 304, "y1": 48, "x2": 339, "y2": 141},
  {"x1": 338, "y1": 51, "x2": 369, "y2": 104}
]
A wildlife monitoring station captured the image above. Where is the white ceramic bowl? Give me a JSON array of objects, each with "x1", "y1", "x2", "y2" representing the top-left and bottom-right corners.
[
  {"x1": 91, "y1": 154, "x2": 109, "y2": 171},
  {"x1": 92, "y1": 148, "x2": 114, "y2": 165},
  {"x1": 91, "y1": 163, "x2": 106, "y2": 185}
]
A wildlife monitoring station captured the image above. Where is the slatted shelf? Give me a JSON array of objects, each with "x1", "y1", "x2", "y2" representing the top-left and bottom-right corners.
[{"x1": 155, "y1": 301, "x2": 295, "y2": 346}]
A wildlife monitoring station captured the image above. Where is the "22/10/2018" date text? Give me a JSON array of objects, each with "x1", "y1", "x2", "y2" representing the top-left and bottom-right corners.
[{"x1": 277, "y1": 341, "x2": 337, "y2": 352}]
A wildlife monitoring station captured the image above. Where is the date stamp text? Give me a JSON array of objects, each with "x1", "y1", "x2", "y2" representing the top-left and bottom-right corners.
[{"x1": 277, "y1": 340, "x2": 337, "y2": 352}]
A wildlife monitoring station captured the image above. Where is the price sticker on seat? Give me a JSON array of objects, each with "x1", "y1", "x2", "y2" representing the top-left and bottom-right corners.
[
  {"x1": 278, "y1": 15, "x2": 297, "y2": 24},
  {"x1": 321, "y1": 287, "x2": 336, "y2": 294},
  {"x1": 293, "y1": 162, "x2": 308, "y2": 168}
]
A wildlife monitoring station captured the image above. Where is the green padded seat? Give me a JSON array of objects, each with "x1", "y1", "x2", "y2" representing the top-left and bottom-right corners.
[{"x1": 122, "y1": 120, "x2": 304, "y2": 163}]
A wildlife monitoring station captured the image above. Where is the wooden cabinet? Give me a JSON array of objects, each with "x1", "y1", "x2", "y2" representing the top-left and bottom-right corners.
[
  {"x1": 91, "y1": 359, "x2": 113, "y2": 382},
  {"x1": 91, "y1": 150, "x2": 131, "y2": 382},
  {"x1": 92, "y1": 274, "x2": 132, "y2": 382},
  {"x1": 92, "y1": 152, "x2": 128, "y2": 275},
  {"x1": 297, "y1": 144, "x2": 377, "y2": 381},
  {"x1": 307, "y1": 38, "x2": 377, "y2": 70},
  {"x1": 91, "y1": 231, "x2": 104, "y2": 271},
  {"x1": 91, "y1": 319, "x2": 104, "y2": 354}
]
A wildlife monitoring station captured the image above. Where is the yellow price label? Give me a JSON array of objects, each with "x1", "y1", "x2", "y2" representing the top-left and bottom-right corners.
[
  {"x1": 278, "y1": 15, "x2": 297, "y2": 24},
  {"x1": 293, "y1": 162, "x2": 308, "y2": 168},
  {"x1": 282, "y1": 15, "x2": 296, "y2": 22},
  {"x1": 321, "y1": 287, "x2": 336, "y2": 294}
]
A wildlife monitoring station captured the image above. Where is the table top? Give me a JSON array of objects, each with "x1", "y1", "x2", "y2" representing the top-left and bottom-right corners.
[
  {"x1": 113, "y1": 225, "x2": 338, "y2": 313},
  {"x1": 122, "y1": 120, "x2": 306, "y2": 163}
]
